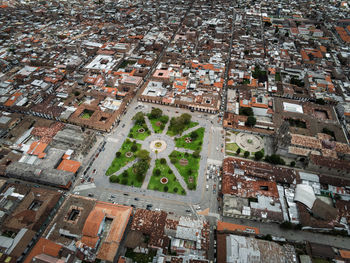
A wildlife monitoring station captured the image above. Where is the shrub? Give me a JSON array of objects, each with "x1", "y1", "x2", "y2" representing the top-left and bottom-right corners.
[
  {"x1": 164, "y1": 186, "x2": 168, "y2": 192},
  {"x1": 173, "y1": 187, "x2": 178, "y2": 193},
  {"x1": 236, "y1": 148, "x2": 241, "y2": 155},
  {"x1": 188, "y1": 184, "x2": 196, "y2": 190},
  {"x1": 121, "y1": 178, "x2": 128, "y2": 185},
  {"x1": 122, "y1": 170, "x2": 128, "y2": 178},
  {"x1": 168, "y1": 169, "x2": 172, "y2": 174},
  {"x1": 244, "y1": 151, "x2": 250, "y2": 158},
  {"x1": 184, "y1": 152, "x2": 189, "y2": 157},
  {"x1": 290, "y1": 161, "x2": 296, "y2": 167},
  {"x1": 193, "y1": 150, "x2": 200, "y2": 158},
  {"x1": 160, "y1": 158, "x2": 166, "y2": 164},
  {"x1": 154, "y1": 169, "x2": 161, "y2": 176},
  {"x1": 128, "y1": 133, "x2": 133, "y2": 138},
  {"x1": 115, "y1": 151, "x2": 121, "y2": 158},
  {"x1": 170, "y1": 157, "x2": 177, "y2": 164},
  {"x1": 190, "y1": 131, "x2": 198, "y2": 140},
  {"x1": 130, "y1": 144, "x2": 138, "y2": 152},
  {"x1": 109, "y1": 175, "x2": 118, "y2": 183}
]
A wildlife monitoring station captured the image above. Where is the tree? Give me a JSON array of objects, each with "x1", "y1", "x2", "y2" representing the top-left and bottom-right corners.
[
  {"x1": 160, "y1": 115, "x2": 169, "y2": 124},
  {"x1": 239, "y1": 107, "x2": 254, "y2": 116},
  {"x1": 315, "y1": 98, "x2": 326, "y2": 105},
  {"x1": 160, "y1": 158, "x2": 166, "y2": 164},
  {"x1": 154, "y1": 169, "x2": 161, "y2": 176},
  {"x1": 137, "y1": 149, "x2": 150, "y2": 161},
  {"x1": 265, "y1": 154, "x2": 285, "y2": 165},
  {"x1": 244, "y1": 151, "x2": 250, "y2": 158},
  {"x1": 133, "y1": 161, "x2": 149, "y2": 178},
  {"x1": 74, "y1": 91, "x2": 80, "y2": 96},
  {"x1": 149, "y1": 108, "x2": 162, "y2": 119},
  {"x1": 254, "y1": 151, "x2": 264, "y2": 160},
  {"x1": 115, "y1": 151, "x2": 121, "y2": 158},
  {"x1": 244, "y1": 50, "x2": 249, "y2": 55},
  {"x1": 173, "y1": 187, "x2": 178, "y2": 193},
  {"x1": 236, "y1": 148, "x2": 241, "y2": 155},
  {"x1": 290, "y1": 161, "x2": 296, "y2": 167},
  {"x1": 245, "y1": 116, "x2": 256, "y2": 127},
  {"x1": 190, "y1": 131, "x2": 198, "y2": 140},
  {"x1": 180, "y1": 113, "x2": 191, "y2": 125},
  {"x1": 132, "y1": 112, "x2": 145, "y2": 125}
]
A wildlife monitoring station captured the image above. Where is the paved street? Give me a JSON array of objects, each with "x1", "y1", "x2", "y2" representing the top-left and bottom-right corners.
[{"x1": 223, "y1": 217, "x2": 350, "y2": 250}]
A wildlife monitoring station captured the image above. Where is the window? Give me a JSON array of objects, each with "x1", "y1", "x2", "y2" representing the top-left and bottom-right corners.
[{"x1": 28, "y1": 200, "x2": 42, "y2": 211}]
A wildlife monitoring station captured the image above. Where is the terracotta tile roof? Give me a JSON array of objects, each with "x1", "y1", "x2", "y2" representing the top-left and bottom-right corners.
[
  {"x1": 31, "y1": 122, "x2": 65, "y2": 144},
  {"x1": 340, "y1": 250, "x2": 350, "y2": 259},
  {"x1": 27, "y1": 141, "x2": 48, "y2": 156},
  {"x1": 57, "y1": 159, "x2": 81, "y2": 174},
  {"x1": 82, "y1": 209, "x2": 105, "y2": 237},
  {"x1": 80, "y1": 202, "x2": 132, "y2": 262},
  {"x1": 217, "y1": 221, "x2": 260, "y2": 234},
  {"x1": 24, "y1": 238, "x2": 62, "y2": 263},
  {"x1": 4, "y1": 92, "x2": 22, "y2": 107}
]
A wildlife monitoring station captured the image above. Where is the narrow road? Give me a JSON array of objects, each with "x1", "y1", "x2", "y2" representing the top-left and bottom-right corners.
[{"x1": 141, "y1": 157, "x2": 155, "y2": 189}]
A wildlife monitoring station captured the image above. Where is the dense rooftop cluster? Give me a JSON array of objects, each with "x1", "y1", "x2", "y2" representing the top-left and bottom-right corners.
[{"x1": 0, "y1": 0, "x2": 350, "y2": 262}]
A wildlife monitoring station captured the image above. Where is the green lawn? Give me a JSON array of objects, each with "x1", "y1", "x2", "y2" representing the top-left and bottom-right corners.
[
  {"x1": 105, "y1": 140, "x2": 141, "y2": 176},
  {"x1": 128, "y1": 123, "x2": 151, "y2": 140},
  {"x1": 225, "y1": 142, "x2": 239, "y2": 152},
  {"x1": 147, "y1": 115, "x2": 169, "y2": 133},
  {"x1": 226, "y1": 147, "x2": 265, "y2": 160},
  {"x1": 167, "y1": 121, "x2": 198, "y2": 137},
  {"x1": 81, "y1": 113, "x2": 91, "y2": 119},
  {"x1": 175, "y1": 127, "x2": 205, "y2": 150},
  {"x1": 109, "y1": 165, "x2": 144, "y2": 187},
  {"x1": 170, "y1": 151, "x2": 199, "y2": 190},
  {"x1": 147, "y1": 159, "x2": 186, "y2": 195}
]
